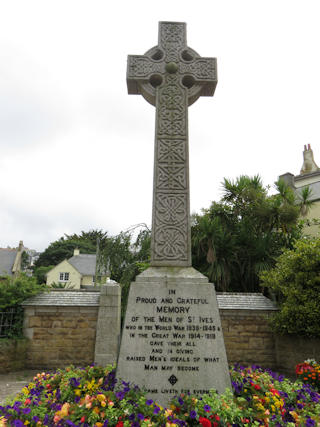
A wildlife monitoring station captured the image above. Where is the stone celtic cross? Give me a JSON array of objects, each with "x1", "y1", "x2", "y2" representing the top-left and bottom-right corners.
[{"x1": 127, "y1": 22, "x2": 217, "y2": 266}]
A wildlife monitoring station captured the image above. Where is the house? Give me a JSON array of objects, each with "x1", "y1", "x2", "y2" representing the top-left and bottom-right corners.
[
  {"x1": 279, "y1": 144, "x2": 320, "y2": 236},
  {"x1": 0, "y1": 241, "x2": 24, "y2": 278},
  {"x1": 46, "y1": 248, "x2": 108, "y2": 288}
]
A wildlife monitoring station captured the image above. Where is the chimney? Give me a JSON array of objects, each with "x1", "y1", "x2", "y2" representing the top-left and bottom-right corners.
[
  {"x1": 300, "y1": 144, "x2": 320, "y2": 175},
  {"x1": 73, "y1": 248, "x2": 80, "y2": 256}
]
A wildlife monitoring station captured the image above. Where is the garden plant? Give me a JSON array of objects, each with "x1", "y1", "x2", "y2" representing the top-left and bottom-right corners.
[{"x1": 1, "y1": 363, "x2": 320, "y2": 426}]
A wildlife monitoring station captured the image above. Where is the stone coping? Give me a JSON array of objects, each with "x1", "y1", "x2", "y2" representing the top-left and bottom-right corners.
[
  {"x1": 22, "y1": 291, "x2": 100, "y2": 307},
  {"x1": 21, "y1": 289, "x2": 277, "y2": 311},
  {"x1": 217, "y1": 293, "x2": 278, "y2": 311}
]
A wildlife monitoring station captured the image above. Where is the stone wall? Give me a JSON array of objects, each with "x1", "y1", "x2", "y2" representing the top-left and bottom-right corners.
[
  {"x1": 0, "y1": 290, "x2": 312, "y2": 375},
  {"x1": 23, "y1": 305, "x2": 98, "y2": 369},
  {"x1": 275, "y1": 335, "x2": 320, "y2": 376},
  {"x1": 0, "y1": 338, "x2": 28, "y2": 373},
  {"x1": 221, "y1": 309, "x2": 276, "y2": 369},
  {"x1": 22, "y1": 286, "x2": 121, "y2": 370}
]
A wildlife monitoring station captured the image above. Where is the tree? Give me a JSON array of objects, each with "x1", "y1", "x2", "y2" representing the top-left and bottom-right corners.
[
  {"x1": 192, "y1": 175, "x2": 302, "y2": 293},
  {"x1": 35, "y1": 237, "x2": 96, "y2": 268},
  {"x1": 260, "y1": 236, "x2": 320, "y2": 337}
]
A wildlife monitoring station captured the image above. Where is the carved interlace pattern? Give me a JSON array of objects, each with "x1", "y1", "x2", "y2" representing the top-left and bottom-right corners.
[
  {"x1": 128, "y1": 57, "x2": 164, "y2": 78},
  {"x1": 153, "y1": 71, "x2": 189, "y2": 263},
  {"x1": 160, "y1": 23, "x2": 185, "y2": 62},
  {"x1": 179, "y1": 59, "x2": 216, "y2": 80}
]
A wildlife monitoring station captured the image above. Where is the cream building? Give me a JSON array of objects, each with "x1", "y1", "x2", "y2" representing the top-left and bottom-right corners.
[
  {"x1": 46, "y1": 248, "x2": 107, "y2": 288},
  {"x1": 280, "y1": 144, "x2": 320, "y2": 236}
]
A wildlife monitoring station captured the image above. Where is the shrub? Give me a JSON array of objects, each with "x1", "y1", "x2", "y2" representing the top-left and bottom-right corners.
[
  {"x1": 260, "y1": 236, "x2": 320, "y2": 337},
  {"x1": 0, "y1": 274, "x2": 46, "y2": 309},
  {"x1": 0, "y1": 275, "x2": 45, "y2": 338}
]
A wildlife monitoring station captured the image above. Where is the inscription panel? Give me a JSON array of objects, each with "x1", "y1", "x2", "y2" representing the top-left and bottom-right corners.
[{"x1": 116, "y1": 279, "x2": 231, "y2": 407}]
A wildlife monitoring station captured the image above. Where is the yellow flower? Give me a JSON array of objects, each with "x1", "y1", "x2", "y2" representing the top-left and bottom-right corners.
[
  {"x1": 165, "y1": 409, "x2": 173, "y2": 417},
  {"x1": 100, "y1": 401, "x2": 106, "y2": 407},
  {"x1": 75, "y1": 389, "x2": 81, "y2": 396},
  {"x1": 95, "y1": 423, "x2": 103, "y2": 427},
  {"x1": 21, "y1": 387, "x2": 29, "y2": 395},
  {"x1": 0, "y1": 416, "x2": 7, "y2": 426},
  {"x1": 97, "y1": 394, "x2": 106, "y2": 402}
]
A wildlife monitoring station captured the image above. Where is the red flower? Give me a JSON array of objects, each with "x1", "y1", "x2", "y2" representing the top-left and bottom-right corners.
[
  {"x1": 199, "y1": 417, "x2": 212, "y2": 427},
  {"x1": 254, "y1": 384, "x2": 261, "y2": 390},
  {"x1": 80, "y1": 416, "x2": 86, "y2": 423},
  {"x1": 116, "y1": 422, "x2": 124, "y2": 427},
  {"x1": 24, "y1": 398, "x2": 31, "y2": 405}
]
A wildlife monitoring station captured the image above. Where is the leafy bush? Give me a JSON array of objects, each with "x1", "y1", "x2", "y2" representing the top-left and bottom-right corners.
[
  {"x1": 260, "y1": 237, "x2": 320, "y2": 337},
  {"x1": 0, "y1": 274, "x2": 46, "y2": 309},
  {"x1": 1, "y1": 364, "x2": 320, "y2": 426},
  {"x1": 0, "y1": 275, "x2": 45, "y2": 338}
]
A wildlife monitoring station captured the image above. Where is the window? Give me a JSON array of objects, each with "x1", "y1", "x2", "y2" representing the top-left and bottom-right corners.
[{"x1": 59, "y1": 272, "x2": 69, "y2": 282}]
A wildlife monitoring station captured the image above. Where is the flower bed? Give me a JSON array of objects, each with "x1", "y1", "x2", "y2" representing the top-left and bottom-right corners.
[{"x1": 0, "y1": 364, "x2": 320, "y2": 426}]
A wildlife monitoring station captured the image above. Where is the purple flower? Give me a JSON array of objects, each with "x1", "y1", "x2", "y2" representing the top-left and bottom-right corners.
[
  {"x1": 116, "y1": 391, "x2": 125, "y2": 400},
  {"x1": 22, "y1": 407, "x2": 31, "y2": 415},
  {"x1": 32, "y1": 416, "x2": 40, "y2": 422},
  {"x1": 190, "y1": 410, "x2": 197, "y2": 419},
  {"x1": 178, "y1": 397, "x2": 184, "y2": 405},
  {"x1": 69, "y1": 377, "x2": 81, "y2": 388},
  {"x1": 12, "y1": 421, "x2": 24, "y2": 427},
  {"x1": 306, "y1": 418, "x2": 316, "y2": 427},
  {"x1": 137, "y1": 413, "x2": 144, "y2": 420},
  {"x1": 129, "y1": 413, "x2": 135, "y2": 421},
  {"x1": 153, "y1": 406, "x2": 160, "y2": 414},
  {"x1": 204, "y1": 404, "x2": 211, "y2": 412},
  {"x1": 146, "y1": 399, "x2": 153, "y2": 405}
]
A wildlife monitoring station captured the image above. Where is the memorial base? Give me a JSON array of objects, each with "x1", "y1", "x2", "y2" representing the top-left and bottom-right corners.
[{"x1": 116, "y1": 267, "x2": 231, "y2": 407}]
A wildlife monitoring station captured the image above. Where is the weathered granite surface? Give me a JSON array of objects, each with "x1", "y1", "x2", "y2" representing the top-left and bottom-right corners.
[{"x1": 116, "y1": 267, "x2": 231, "y2": 407}]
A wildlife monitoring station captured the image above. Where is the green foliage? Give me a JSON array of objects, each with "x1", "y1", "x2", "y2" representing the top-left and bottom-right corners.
[
  {"x1": 0, "y1": 275, "x2": 45, "y2": 338},
  {"x1": 33, "y1": 265, "x2": 54, "y2": 284},
  {"x1": 35, "y1": 237, "x2": 96, "y2": 268},
  {"x1": 192, "y1": 176, "x2": 302, "y2": 292},
  {"x1": 50, "y1": 281, "x2": 75, "y2": 289},
  {"x1": 260, "y1": 236, "x2": 320, "y2": 337},
  {"x1": 0, "y1": 274, "x2": 46, "y2": 309}
]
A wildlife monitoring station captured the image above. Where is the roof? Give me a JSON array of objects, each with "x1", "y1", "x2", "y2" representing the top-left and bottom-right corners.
[
  {"x1": 0, "y1": 249, "x2": 18, "y2": 276},
  {"x1": 68, "y1": 254, "x2": 97, "y2": 275},
  {"x1": 217, "y1": 293, "x2": 278, "y2": 310},
  {"x1": 22, "y1": 291, "x2": 277, "y2": 311},
  {"x1": 22, "y1": 290, "x2": 100, "y2": 306}
]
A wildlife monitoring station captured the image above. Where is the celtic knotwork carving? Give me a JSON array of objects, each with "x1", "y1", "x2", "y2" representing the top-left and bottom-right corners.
[
  {"x1": 154, "y1": 225, "x2": 188, "y2": 261},
  {"x1": 157, "y1": 164, "x2": 186, "y2": 190},
  {"x1": 180, "y1": 58, "x2": 216, "y2": 80},
  {"x1": 160, "y1": 23, "x2": 185, "y2": 62},
  {"x1": 158, "y1": 76, "x2": 186, "y2": 137},
  {"x1": 158, "y1": 139, "x2": 185, "y2": 163},
  {"x1": 155, "y1": 194, "x2": 187, "y2": 225},
  {"x1": 128, "y1": 57, "x2": 164, "y2": 78}
]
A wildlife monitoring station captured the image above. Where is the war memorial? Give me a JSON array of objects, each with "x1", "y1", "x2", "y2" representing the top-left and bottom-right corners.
[{"x1": 116, "y1": 22, "x2": 231, "y2": 406}]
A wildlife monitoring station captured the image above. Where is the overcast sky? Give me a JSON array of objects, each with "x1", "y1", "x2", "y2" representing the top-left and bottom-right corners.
[{"x1": 1, "y1": 0, "x2": 320, "y2": 251}]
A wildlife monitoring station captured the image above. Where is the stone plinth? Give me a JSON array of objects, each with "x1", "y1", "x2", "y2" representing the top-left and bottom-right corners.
[
  {"x1": 116, "y1": 267, "x2": 231, "y2": 407},
  {"x1": 94, "y1": 283, "x2": 121, "y2": 366}
]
